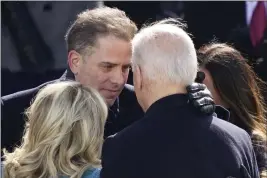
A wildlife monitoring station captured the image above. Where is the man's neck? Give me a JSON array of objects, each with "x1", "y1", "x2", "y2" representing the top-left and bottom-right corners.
[{"x1": 143, "y1": 85, "x2": 187, "y2": 112}]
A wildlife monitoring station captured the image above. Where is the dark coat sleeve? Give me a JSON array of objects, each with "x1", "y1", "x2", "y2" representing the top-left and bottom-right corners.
[
  {"x1": 251, "y1": 133, "x2": 267, "y2": 174},
  {"x1": 1, "y1": 80, "x2": 56, "y2": 152},
  {"x1": 1, "y1": 88, "x2": 38, "y2": 152},
  {"x1": 242, "y1": 131, "x2": 261, "y2": 178}
]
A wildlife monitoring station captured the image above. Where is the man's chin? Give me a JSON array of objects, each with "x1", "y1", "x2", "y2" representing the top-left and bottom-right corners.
[{"x1": 105, "y1": 98, "x2": 117, "y2": 107}]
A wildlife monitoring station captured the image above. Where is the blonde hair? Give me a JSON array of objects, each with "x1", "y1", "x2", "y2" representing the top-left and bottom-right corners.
[
  {"x1": 3, "y1": 81, "x2": 108, "y2": 178},
  {"x1": 261, "y1": 170, "x2": 267, "y2": 178}
]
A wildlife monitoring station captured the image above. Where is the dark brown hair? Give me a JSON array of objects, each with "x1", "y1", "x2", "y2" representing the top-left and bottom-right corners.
[
  {"x1": 198, "y1": 43, "x2": 266, "y2": 141},
  {"x1": 65, "y1": 7, "x2": 137, "y2": 55}
]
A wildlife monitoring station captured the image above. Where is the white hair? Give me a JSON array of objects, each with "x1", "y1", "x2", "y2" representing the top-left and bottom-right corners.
[{"x1": 131, "y1": 19, "x2": 198, "y2": 86}]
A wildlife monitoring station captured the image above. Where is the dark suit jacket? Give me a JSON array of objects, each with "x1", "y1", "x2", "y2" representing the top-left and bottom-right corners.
[
  {"x1": 1, "y1": 70, "x2": 144, "y2": 152},
  {"x1": 101, "y1": 94, "x2": 259, "y2": 178}
]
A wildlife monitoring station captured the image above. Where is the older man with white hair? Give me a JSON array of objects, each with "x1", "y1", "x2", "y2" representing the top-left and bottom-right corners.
[{"x1": 100, "y1": 18, "x2": 260, "y2": 178}]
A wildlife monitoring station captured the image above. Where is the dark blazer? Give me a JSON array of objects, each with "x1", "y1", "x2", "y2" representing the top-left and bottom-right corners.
[
  {"x1": 101, "y1": 94, "x2": 259, "y2": 178},
  {"x1": 1, "y1": 70, "x2": 144, "y2": 152}
]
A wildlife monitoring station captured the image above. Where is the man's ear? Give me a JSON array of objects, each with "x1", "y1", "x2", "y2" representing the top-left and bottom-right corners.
[
  {"x1": 68, "y1": 50, "x2": 82, "y2": 74},
  {"x1": 133, "y1": 65, "x2": 143, "y2": 90}
]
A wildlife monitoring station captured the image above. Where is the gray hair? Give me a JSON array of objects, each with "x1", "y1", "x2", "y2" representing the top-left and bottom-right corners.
[{"x1": 131, "y1": 18, "x2": 198, "y2": 86}]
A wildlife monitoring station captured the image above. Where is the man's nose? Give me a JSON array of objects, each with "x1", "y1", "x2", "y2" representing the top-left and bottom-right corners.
[{"x1": 111, "y1": 70, "x2": 125, "y2": 85}]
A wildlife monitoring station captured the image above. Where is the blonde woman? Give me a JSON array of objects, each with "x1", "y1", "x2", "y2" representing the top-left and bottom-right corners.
[{"x1": 2, "y1": 81, "x2": 108, "y2": 178}]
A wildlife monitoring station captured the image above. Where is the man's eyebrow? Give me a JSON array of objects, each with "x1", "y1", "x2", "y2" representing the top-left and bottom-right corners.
[
  {"x1": 100, "y1": 62, "x2": 132, "y2": 67},
  {"x1": 123, "y1": 63, "x2": 132, "y2": 67},
  {"x1": 100, "y1": 62, "x2": 118, "y2": 66}
]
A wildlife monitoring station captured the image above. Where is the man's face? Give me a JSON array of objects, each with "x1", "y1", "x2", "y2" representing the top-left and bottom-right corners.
[{"x1": 70, "y1": 36, "x2": 132, "y2": 106}]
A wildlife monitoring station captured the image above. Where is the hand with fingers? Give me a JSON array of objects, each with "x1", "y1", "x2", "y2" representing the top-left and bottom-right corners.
[{"x1": 186, "y1": 83, "x2": 216, "y2": 115}]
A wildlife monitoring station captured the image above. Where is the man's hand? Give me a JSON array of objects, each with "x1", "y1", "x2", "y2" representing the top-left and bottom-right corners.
[{"x1": 186, "y1": 83, "x2": 215, "y2": 115}]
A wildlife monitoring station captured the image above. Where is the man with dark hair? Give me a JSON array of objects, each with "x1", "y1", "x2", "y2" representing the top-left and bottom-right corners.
[{"x1": 2, "y1": 7, "x2": 215, "y2": 153}]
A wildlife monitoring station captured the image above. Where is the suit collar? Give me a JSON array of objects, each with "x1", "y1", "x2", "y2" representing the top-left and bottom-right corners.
[
  {"x1": 215, "y1": 105, "x2": 230, "y2": 121},
  {"x1": 60, "y1": 67, "x2": 74, "y2": 81},
  {"x1": 145, "y1": 94, "x2": 189, "y2": 117}
]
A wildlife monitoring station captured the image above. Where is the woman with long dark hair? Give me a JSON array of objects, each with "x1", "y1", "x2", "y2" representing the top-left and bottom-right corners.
[{"x1": 198, "y1": 43, "x2": 267, "y2": 177}]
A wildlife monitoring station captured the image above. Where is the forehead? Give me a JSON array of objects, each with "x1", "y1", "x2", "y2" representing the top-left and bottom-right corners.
[{"x1": 91, "y1": 35, "x2": 132, "y2": 64}]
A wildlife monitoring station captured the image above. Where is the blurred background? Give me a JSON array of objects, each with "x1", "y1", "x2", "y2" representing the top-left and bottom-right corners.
[{"x1": 2, "y1": 1, "x2": 267, "y2": 96}]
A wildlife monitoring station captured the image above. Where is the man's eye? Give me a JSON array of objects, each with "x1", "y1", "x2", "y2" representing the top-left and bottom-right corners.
[
  {"x1": 103, "y1": 65, "x2": 113, "y2": 70},
  {"x1": 122, "y1": 66, "x2": 131, "y2": 72}
]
